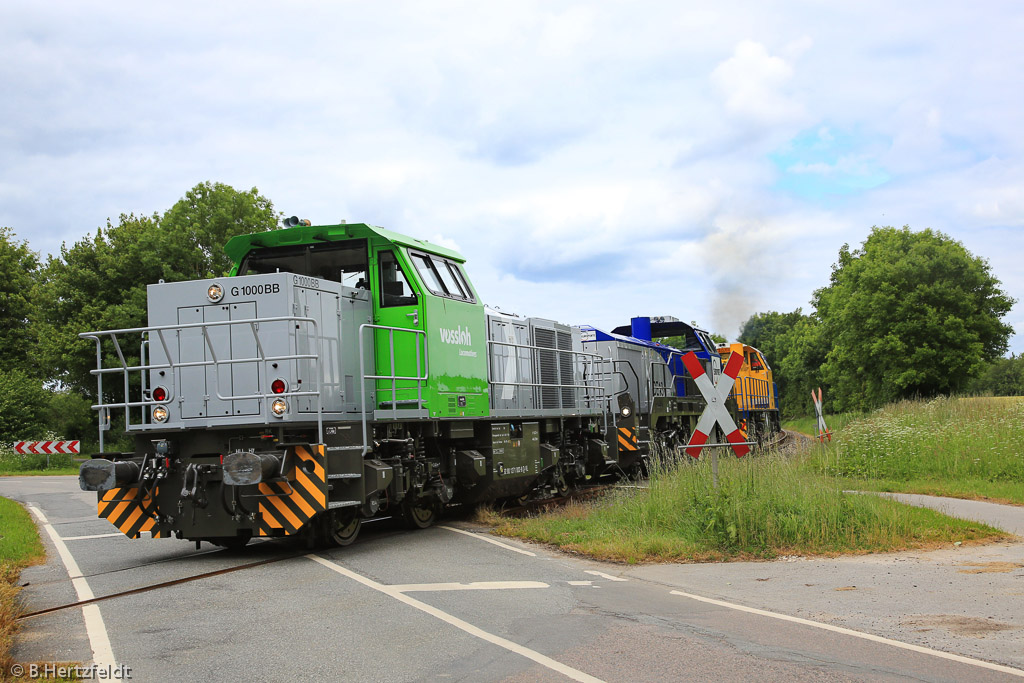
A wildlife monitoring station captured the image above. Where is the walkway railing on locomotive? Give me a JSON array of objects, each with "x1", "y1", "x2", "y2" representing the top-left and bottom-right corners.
[
  {"x1": 648, "y1": 350, "x2": 699, "y2": 404},
  {"x1": 583, "y1": 358, "x2": 632, "y2": 402},
  {"x1": 357, "y1": 323, "x2": 429, "y2": 456},
  {"x1": 486, "y1": 338, "x2": 611, "y2": 412},
  {"x1": 730, "y1": 376, "x2": 772, "y2": 411},
  {"x1": 81, "y1": 315, "x2": 326, "y2": 449}
]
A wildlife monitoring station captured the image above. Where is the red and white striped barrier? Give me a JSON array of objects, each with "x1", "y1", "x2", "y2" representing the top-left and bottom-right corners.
[
  {"x1": 682, "y1": 352, "x2": 750, "y2": 459},
  {"x1": 13, "y1": 440, "x2": 80, "y2": 455}
]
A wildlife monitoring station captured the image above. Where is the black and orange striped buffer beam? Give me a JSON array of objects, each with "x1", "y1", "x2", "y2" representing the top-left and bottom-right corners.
[
  {"x1": 617, "y1": 426, "x2": 639, "y2": 452},
  {"x1": 256, "y1": 444, "x2": 327, "y2": 537},
  {"x1": 98, "y1": 486, "x2": 167, "y2": 539}
]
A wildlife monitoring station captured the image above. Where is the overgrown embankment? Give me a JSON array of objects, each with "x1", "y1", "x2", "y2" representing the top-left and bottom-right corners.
[
  {"x1": 1, "y1": 497, "x2": 44, "y2": 680},
  {"x1": 490, "y1": 456, "x2": 1002, "y2": 564},
  {"x1": 491, "y1": 396, "x2": 1019, "y2": 563},
  {"x1": 809, "y1": 396, "x2": 1024, "y2": 504}
]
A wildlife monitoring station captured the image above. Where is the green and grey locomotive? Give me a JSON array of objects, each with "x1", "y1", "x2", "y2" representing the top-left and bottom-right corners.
[{"x1": 78, "y1": 220, "x2": 726, "y2": 548}]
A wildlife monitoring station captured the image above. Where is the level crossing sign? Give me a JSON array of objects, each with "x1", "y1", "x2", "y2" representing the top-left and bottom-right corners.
[
  {"x1": 13, "y1": 440, "x2": 80, "y2": 455},
  {"x1": 681, "y1": 352, "x2": 750, "y2": 458},
  {"x1": 812, "y1": 388, "x2": 832, "y2": 442}
]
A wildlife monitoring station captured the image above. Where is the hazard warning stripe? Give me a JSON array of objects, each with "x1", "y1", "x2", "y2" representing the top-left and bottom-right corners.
[
  {"x1": 617, "y1": 427, "x2": 639, "y2": 451},
  {"x1": 96, "y1": 485, "x2": 166, "y2": 539},
  {"x1": 259, "y1": 503, "x2": 284, "y2": 531},
  {"x1": 256, "y1": 445, "x2": 328, "y2": 537}
]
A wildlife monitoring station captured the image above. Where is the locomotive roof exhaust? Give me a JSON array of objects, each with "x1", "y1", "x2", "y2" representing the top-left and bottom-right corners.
[{"x1": 283, "y1": 216, "x2": 312, "y2": 227}]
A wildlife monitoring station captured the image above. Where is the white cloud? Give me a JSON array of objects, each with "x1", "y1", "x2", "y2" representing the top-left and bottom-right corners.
[{"x1": 710, "y1": 40, "x2": 806, "y2": 127}]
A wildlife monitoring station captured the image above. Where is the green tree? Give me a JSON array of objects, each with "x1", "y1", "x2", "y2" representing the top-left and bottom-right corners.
[
  {"x1": 814, "y1": 226, "x2": 1014, "y2": 411},
  {"x1": 46, "y1": 390, "x2": 98, "y2": 447},
  {"x1": 737, "y1": 310, "x2": 805, "y2": 363},
  {"x1": 737, "y1": 309, "x2": 823, "y2": 416},
  {"x1": 33, "y1": 183, "x2": 280, "y2": 394},
  {"x1": 775, "y1": 315, "x2": 828, "y2": 416},
  {"x1": 0, "y1": 368, "x2": 50, "y2": 442},
  {"x1": 969, "y1": 355, "x2": 1024, "y2": 396},
  {"x1": 0, "y1": 227, "x2": 40, "y2": 370},
  {"x1": 161, "y1": 181, "x2": 280, "y2": 278}
]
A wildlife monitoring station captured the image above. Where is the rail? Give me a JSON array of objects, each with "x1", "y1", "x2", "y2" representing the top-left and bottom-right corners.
[
  {"x1": 80, "y1": 315, "x2": 324, "y2": 450},
  {"x1": 357, "y1": 323, "x2": 429, "y2": 456}
]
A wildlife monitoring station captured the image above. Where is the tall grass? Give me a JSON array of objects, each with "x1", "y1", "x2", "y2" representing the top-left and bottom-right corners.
[
  {"x1": 809, "y1": 396, "x2": 1024, "y2": 502},
  {"x1": 494, "y1": 453, "x2": 1000, "y2": 564}
]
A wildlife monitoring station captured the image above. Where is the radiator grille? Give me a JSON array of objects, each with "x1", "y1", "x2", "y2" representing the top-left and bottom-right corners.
[
  {"x1": 557, "y1": 330, "x2": 575, "y2": 408},
  {"x1": 534, "y1": 328, "x2": 560, "y2": 409}
]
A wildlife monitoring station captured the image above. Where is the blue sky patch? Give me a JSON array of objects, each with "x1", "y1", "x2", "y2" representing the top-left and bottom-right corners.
[{"x1": 770, "y1": 126, "x2": 891, "y2": 200}]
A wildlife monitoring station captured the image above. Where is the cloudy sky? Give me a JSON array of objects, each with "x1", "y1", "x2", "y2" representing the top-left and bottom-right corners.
[{"x1": 3, "y1": 1, "x2": 1023, "y2": 353}]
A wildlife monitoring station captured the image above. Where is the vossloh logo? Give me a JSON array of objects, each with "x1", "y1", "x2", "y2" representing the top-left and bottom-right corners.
[
  {"x1": 440, "y1": 325, "x2": 477, "y2": 357},
  {"x1": 440, "y1": 325, "x2": 472, "y2": 345}
]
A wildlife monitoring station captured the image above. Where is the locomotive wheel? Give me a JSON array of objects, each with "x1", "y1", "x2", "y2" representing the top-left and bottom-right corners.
[
  {"x1": 328, "y1": 511, "x2": 361, "y2": 547},
  {"x1": 400, "y1": 497, "x2": 438, "y2": 529}
]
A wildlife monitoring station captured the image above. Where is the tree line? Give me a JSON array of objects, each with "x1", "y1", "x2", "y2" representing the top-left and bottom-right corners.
[
  {"x1": 738, "y1": 226, "x2": 1017, "y2": 416},
  {"x1": 0, "y1": 182, "x2": 279, "y2": 447}
]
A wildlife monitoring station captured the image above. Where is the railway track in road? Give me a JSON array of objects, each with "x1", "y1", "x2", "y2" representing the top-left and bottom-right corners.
[{"x1": 18, "y1": 548, "x2": 306, "y2": 621}]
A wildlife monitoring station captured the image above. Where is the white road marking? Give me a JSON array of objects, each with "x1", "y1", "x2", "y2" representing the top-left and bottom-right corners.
[
  {"x1": 309, "y1": 554, "x2": 603, "y2": 683},
  {"x1": 439, "y1": 525, "x2": 537, "y2": 556},
  {"x1": 568, "y1": 581, "x2": 593, "y2": 586},
  {"x1": 27, "y1": 504, "x2": 116, "y2": 668},
  {"x1": 61, "y1": 532, "x2": 125, "y2": 541},
  {"x1": 584, "y1": 570, "x2": 627, "y2": 582},
  {"x1": 669, "y1": 589, "x2": 1024, "y2": 678},
  {"x1": 389, "y1": 581, "x2": 549, "y2": 593}
]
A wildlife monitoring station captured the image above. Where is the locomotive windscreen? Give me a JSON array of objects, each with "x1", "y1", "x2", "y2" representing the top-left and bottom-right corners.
[{"x1": 238, "y1": 239, "x2": 369, "y2": 288}]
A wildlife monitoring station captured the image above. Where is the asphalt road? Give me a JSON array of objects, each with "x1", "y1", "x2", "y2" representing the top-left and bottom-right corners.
[{"x1": 3, "y1": 476, "x2": 1022, "y2": 682}]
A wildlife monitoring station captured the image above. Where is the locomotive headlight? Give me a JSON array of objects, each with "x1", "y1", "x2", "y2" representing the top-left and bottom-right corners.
[
  {"x1": 271, "y1": 399, "x2": 288, "y2": 417},
  {"x1": 621, "y1": 406, "x2": 631, "y2": 417},
  {"x1": 207, "y1": 283, "x2": 224, "y2": 302},
  {"x1": 152, "y1": 405, "x2": 169, "y2": 423}
]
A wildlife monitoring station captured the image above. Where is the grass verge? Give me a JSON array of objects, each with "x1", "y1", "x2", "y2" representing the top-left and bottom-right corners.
[
  {"x1": 490, "y1": 455, "x2": 1005, "y2": 564},
  {"x1": 1, "y1": 496, "x2": 45, "y2": 681}
]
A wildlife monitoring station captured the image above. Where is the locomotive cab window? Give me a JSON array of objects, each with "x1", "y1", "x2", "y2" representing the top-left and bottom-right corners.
[
  {"x1": 238, "y1": 239, "x2": 369, "y2": 288},
  {"x1": 408, "y1": 251, "x2": 475, "y2": 302},
  {"x1": 379, "y1": 250, "x2": 418, "y2": 307}
]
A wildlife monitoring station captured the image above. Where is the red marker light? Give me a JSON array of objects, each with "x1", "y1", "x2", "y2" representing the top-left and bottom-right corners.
[
  {"x1": 271, "y1": 379, "x2": 287, "y2": 394},
  {"x1": 152, "y1": 386, "x2": 168, "y2": 402}
]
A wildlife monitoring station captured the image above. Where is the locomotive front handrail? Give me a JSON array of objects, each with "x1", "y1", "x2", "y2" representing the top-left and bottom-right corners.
[
  {"x1": 81, "y1": 315, "x2": 325, "y2": 449},
  {"x1": 357, "y1": 323, "x2": 429, "y2": 456}
]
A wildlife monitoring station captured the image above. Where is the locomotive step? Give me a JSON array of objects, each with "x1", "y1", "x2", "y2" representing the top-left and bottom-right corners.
[
  {"x1": 328, "y1": 500, "x2": 361, "y2": 509},
  {"x1": 328, "y1": 473, "x2": 361, "y2": 479}
]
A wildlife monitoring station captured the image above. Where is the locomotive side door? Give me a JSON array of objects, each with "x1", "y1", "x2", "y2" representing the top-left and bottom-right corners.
[{"x1": 369, "y1": 247, "x2": 426, "y2": 412}]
